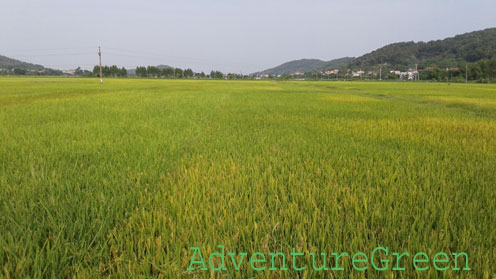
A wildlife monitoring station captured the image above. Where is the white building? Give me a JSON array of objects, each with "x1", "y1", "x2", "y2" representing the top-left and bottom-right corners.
[
  {"x1": 352, "y1": 70, "x2": 364, "y2": 77},
  {"x1": 324, "y1": 69, "x2": 339, "y2": 75},
  {"x1": 290, "y1": 72, "x2": 305, "y2": 76},
  {"x1": 407, "y1": 69, "x2": 418, "y2": 80}
]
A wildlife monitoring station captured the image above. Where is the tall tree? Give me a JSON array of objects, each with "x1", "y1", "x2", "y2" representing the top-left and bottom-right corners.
[
  {"x1": 119, "y1": 67, "x2": 127, "y2": 77},
  {"x1": 175, "y1": 68, "x2": 183, "y2": 78},
  {"x1": 183, "y1": 68, "x2": 194, "y2": 78},
  {"x1": 93, "y1": 65, "x2": 100, "y2": 77},
  {"x1": 162, "y1": 67, "x2": 174, "y2": 78},
  {"x1": 147, "y1": 66, "x2": 160, "y2": 77},
  {"x1": 109, "y1": 65, "x2": 119, "y2": 77},
  {"x1": 136, "y1": 66, "x2": 147, "y2": 78}
]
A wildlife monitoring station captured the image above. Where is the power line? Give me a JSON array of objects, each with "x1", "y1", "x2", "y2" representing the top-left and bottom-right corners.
[
  {"x1": 102, "y1": 46, "x2": 261, "y2": 68},
  {"x1": 2, "y1": 45, "x2": 263, "y2": 72},
  {"x1": 104, "y1": 47, "x2": 214, "y2": 62},
  {"x1": 0, "y1": 46, "x2": 96, "y2": 52},
  {"x1": 3, "y1": 46, "x2": 254, "y2": 67},
  {"x1": 42, "y1": 63, "x2": 95, "y2": 67},
  {"x1": 6, "y1": 52, "x2": 95, "y2": 58}
]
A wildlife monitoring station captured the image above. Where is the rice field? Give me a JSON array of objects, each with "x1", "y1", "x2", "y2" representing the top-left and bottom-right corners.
[{"x1": 0, "y1": 77, "x2": 495, "y2": 278}]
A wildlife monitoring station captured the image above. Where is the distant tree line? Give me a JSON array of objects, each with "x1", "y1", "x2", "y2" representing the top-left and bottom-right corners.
[
  {"x1": 132, "y1": 66, "x2": 246, "y2": 80},
  {"x1": 0, "y1": 67, "x2": 64, "y2": 76},
  {"x1": 4, "y1": 59, "x2": 494, "y2": 83},
  {"x1": 92, "y1": 65, "x2": 127, "y2": 77},
  {"x1": 135, "y1": 66, "x2": 186, "y2": 78},
  {"x1": 74, "y1": 67, "x2": 93, "y2": 77},
  {"x1": 462, "y1": 59, "x2": 496, "y2": 82},
  {"x1": 0, "y1": 66, "x2": 92, "y2": 77},
  {"x1": 134, "y1": 66, "x2": 199, "y2": 79},
  {"x1": 395, "y1": 58, "x2": 496, "y2": 82}
]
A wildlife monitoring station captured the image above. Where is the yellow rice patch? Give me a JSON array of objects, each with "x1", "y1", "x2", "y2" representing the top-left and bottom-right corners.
[
  {"x1": 427, "y1": 96, "x2": 496, "y2": 107},
  {"x1": 320, "y1": 94, "x2": 379, "y2": 103}
]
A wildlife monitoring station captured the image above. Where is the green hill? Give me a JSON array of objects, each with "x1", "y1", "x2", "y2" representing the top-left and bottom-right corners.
[
  {"x1": 0, "y1": 55, "x2": 44, "y2": 70},
  {"x1": 257, "y1": 27, "x2": 496, "y2": 74},
  {"x1": 352, "y1": 28, "x2": 496, "y2": 69},
  {"x1": 254, "y1": 57, "x2": 354, "y2": 75}
]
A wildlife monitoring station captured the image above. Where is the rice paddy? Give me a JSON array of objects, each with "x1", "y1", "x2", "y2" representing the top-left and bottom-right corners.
[{"x1": 0, "y1": 77, "x2": 495, "y2": 278}]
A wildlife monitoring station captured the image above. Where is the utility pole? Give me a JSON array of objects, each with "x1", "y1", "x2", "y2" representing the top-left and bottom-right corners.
[
  {"x1": 465, "y1": 64, "x2": 468, "y2": 83},
  {"x1": 415, "y1": 64, "x2": 418, "y2": 81},
  {"x1": 380, "y1": 63, "x2": 387, "y2": 81},
  {"x1": 98, "y1": 47, "x2": 103, "y2": 84}
]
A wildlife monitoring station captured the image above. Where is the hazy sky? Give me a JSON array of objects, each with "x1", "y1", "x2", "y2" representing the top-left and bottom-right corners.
[{"x1": 1, "y1": 0, "x2": 496, "y2": 73}]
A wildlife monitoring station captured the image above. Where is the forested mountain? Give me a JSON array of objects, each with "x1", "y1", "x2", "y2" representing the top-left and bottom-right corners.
[
  {"x1": 254, "y1": 57, "x2": 354, "y2": 75},
  {"x1": 0, "y1": 55, "x2": 44, "y2": 70},
  {"x1": 257, "y1": 27, "x2": 496, "y2": 74},
  {"x1": 255, "y1": 59, "x2": 327, "y2": 75},
  {"x1": 321, "y1": 57, "x2": 356, "y2": 71},
  {"x1": 352, "y1": 28, "x2": 496, "y2": 69}
]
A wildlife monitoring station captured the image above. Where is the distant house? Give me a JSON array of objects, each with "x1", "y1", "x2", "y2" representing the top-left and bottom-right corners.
[
  {"x1": 407, "y1": 69, "x2": 418, "y2": 80},
  {"x1": 352, "y1": 70, "x2": 364, "y2": 77},
  {"x1": 254, "y1": 74, "x2": 270, "y2": 79},
  {"x1": 390, "y1": 70, "x2": 410, "y2": 79},
  {"x1": 290, "y1": 72, "x2": 305, "y2": 76},
  {"x1": 324, "y1": 69, "x2": 339, "y2": 75},
  {"x1": 62, "y1": 69, "x2": 76, "y2": 76},
  {"x1": 387, "y1": 69, "x2": 418, "y2": 80}
]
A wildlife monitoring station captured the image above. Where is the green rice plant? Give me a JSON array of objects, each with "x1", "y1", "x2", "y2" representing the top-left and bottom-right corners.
[{"x1": 0, "y1": 77, "x2": 495, "y2": 278}]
